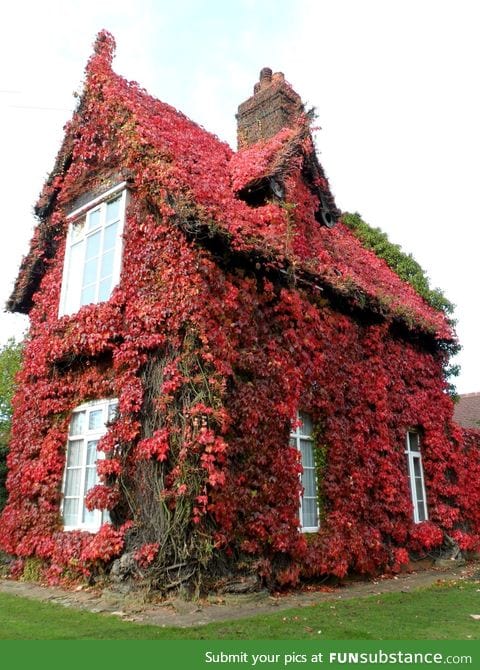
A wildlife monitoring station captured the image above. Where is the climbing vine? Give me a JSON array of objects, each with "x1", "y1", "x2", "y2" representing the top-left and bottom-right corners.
[{"x1": 1, "y1": 31, "x2": 479, "y2": 590}]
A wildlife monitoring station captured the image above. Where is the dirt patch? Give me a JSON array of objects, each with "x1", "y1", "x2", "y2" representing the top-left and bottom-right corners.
[{"x1": 0, "y1": 560, "x2": 476, "y2": 628}]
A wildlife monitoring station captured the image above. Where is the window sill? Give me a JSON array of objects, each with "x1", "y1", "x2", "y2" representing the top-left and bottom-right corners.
[{"x1": 63, "y1": 524, "x2": 102, "y2": 533}]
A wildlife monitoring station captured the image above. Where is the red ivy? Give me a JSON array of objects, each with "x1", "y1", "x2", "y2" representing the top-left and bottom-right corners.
[{"x1": 1, "y1": 31, "x2": 477, "y2": 587}]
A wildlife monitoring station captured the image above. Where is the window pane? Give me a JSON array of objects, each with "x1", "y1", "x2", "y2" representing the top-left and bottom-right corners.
[
  {"x1": 64, "y1": 467, "x2": 81, "y2": 497},
  {"x1": 87, "y1": 208, "x2": 101, "y2": 231},
  {"x1": 103, "y1": 222, "x2": 119, "y2": 251},
  {"x1": 63, "y1": 499, "x2": 79, "y2": 526},
  {"x1": 415, "y1": 477, "x2": 425, "y2": 503},
  {"x1": 80, "y1": 283, "x2": 96, "y2": 306},
  {"x1": 83, "y1": 499, "x2": 95, "y2": 528},
  {"x1": 84, "y1": 464, "x2": 97, "y2": 491},
  {"x1": 98, "y1": 277, "x2": 113, "y2": 302},
  {"x1": 100, "y1": 249, "x2": 114, "y2": 279},
  {"x1": 418, "y1": 502, "x2": 427, "y2": 522},
  {"x1": 68, "y1": 240, "x2": 83, "y2": 267},
  {"x1": 71, "y1": 218, "x2": 85, "y2": 242},
  {"x1": 300, "y1": 440, "x2": 314, "y2": 468},
  {"x1": 302, "y1": 498, "x2": 318, "y2": 528},
  {"x1": 82, "y1": 506, "x2": 96, "y2": 525},
  {"x1": 299, "y1": 412, "x2": 313, "y2": 436},
  {"x1": 413, "y1": 458, "x2": 422, "y2": 478},
  {"x1": 69, "y1": 413, "x2": 85, "y2": 437},
  {"x1": 108, "y1": 402, "x2": 119, "y2": 423},
  {"x1": 63, "y1": 241, "x2": 83, "y2": 314},
  {"x1": 302, "y1": 468, "x2": 317, "y2": 496},
  {"x1": 106, "y1": 197, "x2": 121, "y2": 223},
  {"x1": 86, "y1": 440, "x2": 99, "y2": 465},
  {"x1": 409, "y1": 432, "x2": 420, "y2": 452},
  {"x1": 66, "y1": 439, "x2": 83, "y2": 466},
  {"x1": 82, "y1": 257, "x2": 98, "y2": 286},
  {"x1": 88, "y1": 410, "x2": 103, "y2": 431},
  {"x1": 85, "y1": 230, "x2": 101, "y2": 260}
]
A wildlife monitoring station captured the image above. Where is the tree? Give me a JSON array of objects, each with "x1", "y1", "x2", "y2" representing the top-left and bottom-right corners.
[
  {"x1": 0, "y1": 338, "x2": 22, "y2": 510},
  {"x1": 342, "y1": 212, "x2": 460, "y2": 395}
]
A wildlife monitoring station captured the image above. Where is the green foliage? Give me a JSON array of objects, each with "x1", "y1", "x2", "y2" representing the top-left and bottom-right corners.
[
  {"x1": 342, "y1": 213, "x2": 459, "y2": 393},
  {"x1": 313, "y1": 421, "x2": 328, "y2": 523},
  {"x1": 20, "y1": 557, "x2": 44, "y2": 583},
  {"x1": 0, "y1": 338, "x2": 23, "y2": 510},
  {"x1": 342, "y1": 212, "x2": 455, "y2": 317}
]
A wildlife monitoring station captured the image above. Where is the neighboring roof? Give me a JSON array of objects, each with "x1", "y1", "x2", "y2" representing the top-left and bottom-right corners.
[
  {"x1": 7, "y1": 31, "x2": 454, "y2": 344},
  {"x1": 454, "y1": 393, "x2": 480, "y2": 429}
]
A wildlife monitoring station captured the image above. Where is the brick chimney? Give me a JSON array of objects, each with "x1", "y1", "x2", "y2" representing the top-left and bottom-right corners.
[{"x1": 236, "y1": 68, "x2": 303, "y2": 150}]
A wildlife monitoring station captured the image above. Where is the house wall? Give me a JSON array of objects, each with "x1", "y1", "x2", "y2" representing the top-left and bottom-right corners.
[
  {"x1": 3, "y1": 33, "x2": 479, "y2": 585},
  {"x1": 1, "y1": 186, "x2": 478, "y2": 586}
]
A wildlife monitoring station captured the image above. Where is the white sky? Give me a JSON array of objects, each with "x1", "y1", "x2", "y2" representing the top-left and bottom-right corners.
[{"x1": 0, "y1": 0, "x2": 478, "y2": 393}]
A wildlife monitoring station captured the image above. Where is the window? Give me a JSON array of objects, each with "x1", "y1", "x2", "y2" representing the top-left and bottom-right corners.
[
  {"x1": 405, "y1": 430, "x2": 428, "y2": 523},
  {"x1": 59, "y1": 184, "x2": 127, "y2": 316},
  {"x1": 237, "y1": 177, "x2": 285, "y2": 207},
  {"x1": 61, "y1": 399, "x2": 117, "y2": 531},
  {"x1": 290, "y1": 412, "x2": 319, "y2": 531}
]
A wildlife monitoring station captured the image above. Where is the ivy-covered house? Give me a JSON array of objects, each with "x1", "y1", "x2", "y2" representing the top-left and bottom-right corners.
[{"x1": 2, "y1": 32, "x2": 479, "y2": 588}]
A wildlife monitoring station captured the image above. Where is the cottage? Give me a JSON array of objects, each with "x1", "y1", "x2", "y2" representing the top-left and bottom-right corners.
[{"x1": 2, "y1": 32, "x2": 479, "y2": 588}]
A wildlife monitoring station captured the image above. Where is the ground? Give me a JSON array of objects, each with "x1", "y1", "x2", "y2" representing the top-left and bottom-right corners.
[{"x1": 0, "y1": 559, "x2": 474, "y2": 628}]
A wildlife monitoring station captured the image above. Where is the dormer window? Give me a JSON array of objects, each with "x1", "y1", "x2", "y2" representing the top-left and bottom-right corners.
[
  {"x1": 314, "y1": 195, "x2": 336, "y2": 228},
  {"x1": 59, "y1": 184, "x2": 127, "y2": 316},
  {"x1": 237, "y1": 177, "x2": 285, "y2": 207},
  {"x1": 314, "y1": 207, "x2": 335, "y2": 228}
]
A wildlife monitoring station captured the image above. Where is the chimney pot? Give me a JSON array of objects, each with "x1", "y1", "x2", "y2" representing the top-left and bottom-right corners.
[
  {"x1": 257, "y1": 67, "x2": 273, "y2": 93},
  {"x1": 260, "y1": 67, "x2": 273, "y2": 82}
]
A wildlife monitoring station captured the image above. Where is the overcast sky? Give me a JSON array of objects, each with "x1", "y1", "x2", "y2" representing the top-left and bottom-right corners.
[{"x1": 1, "y1": 0, "x2": 478, "y2": 393}]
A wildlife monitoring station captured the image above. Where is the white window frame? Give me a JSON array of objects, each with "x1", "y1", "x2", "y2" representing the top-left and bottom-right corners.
[
  {"x1": 59, "y1": 183, "x2": 127, "y2": 316},
  {"x1": 290, "y1": 412, "x2": 319, "y2": 532},
  {"x1": 405, "y1": 430, "x2": 428, "y2": 524},
  {"x1": 61, "y1": 398, "x2": 118, "y2": 532}
]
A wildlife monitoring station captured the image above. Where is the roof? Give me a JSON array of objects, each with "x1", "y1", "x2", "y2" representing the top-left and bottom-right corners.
[
  {"x1": 8, "y1": 31, "x2": 453, "y2": 344},
  {"x1": 454, "y1": 393, "x2": 480, "y2": 429}
]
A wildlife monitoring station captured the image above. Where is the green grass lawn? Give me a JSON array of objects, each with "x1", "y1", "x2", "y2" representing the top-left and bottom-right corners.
[{"x1": 1, "y1": 580, "x2": 480, "y2": 639}]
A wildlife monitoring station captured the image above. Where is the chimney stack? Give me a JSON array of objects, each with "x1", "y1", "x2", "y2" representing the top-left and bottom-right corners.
[{"x1": 236, "y1": 67, "x2": 303, "y2": 150}]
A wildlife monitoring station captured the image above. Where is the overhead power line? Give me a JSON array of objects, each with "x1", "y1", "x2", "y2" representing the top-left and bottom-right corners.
[{"x1": 7, "y1": 104, "x2": 73, "y2": 112}]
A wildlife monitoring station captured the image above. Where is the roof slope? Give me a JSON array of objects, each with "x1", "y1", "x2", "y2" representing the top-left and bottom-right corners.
[
  {"x1": 454, "y1": 393, "x2": 480, "y2": 429},
  {"x1": 8, "y1": 31, "x2": 453, "y2": 343}
]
